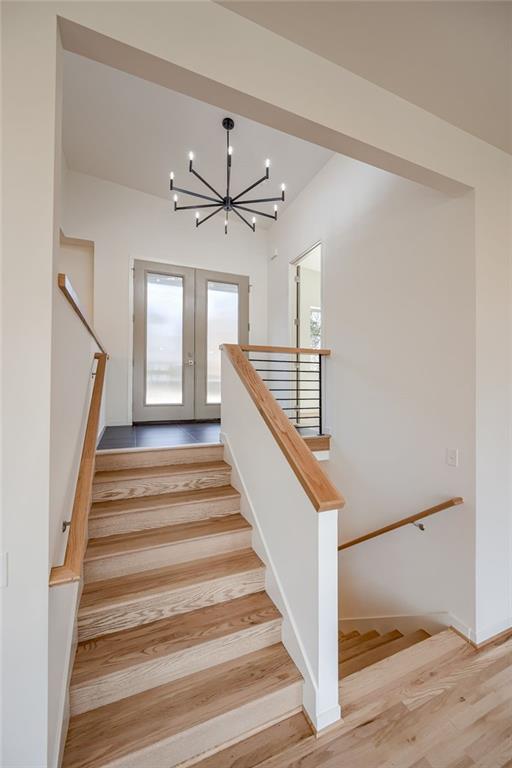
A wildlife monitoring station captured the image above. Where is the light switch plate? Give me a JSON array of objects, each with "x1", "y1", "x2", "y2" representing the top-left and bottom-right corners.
[{"x1": 446, "y1": 448, "x2": 459, "y2": 467}]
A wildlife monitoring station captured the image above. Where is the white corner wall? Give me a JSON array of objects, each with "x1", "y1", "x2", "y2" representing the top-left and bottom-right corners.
[
  {"x1": 268, "y1": 154, "x2": 476, "y2": 635},
  {"x1": 61, "y1": 169, "x2": 269, "y2": 426}
]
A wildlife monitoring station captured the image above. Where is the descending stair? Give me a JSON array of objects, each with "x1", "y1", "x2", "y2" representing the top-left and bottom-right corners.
[
  {"x1": 338, "y1": 627, "x2": 431, "y2": 678},
  {"x1": 63, "y1": 444, "x2": 308, "y2": 768}
]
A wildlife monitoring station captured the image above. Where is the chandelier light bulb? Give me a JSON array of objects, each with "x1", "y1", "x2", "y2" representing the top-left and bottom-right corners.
[
  {"x1": 188, "y1": 151, "x2": 194, "y2": 161},
  {"x1": 195, "y1": 211, "x2": 200, "y2": 219},
  {"x1": 170, "y1": 171, "x2": 174, "y2": 180},
  {"x1": 281, "y1": 183, "x2": 286, "y2": 191},
  {"x1": 265, "y1": 158, "x2": 270, "y2": 168},
  {"x1": 225, "y1": 218, "x2": 228, "y2": 226},
  {"x1": 274, "y1": 204, "x2": 278, "y2": 212},
  {"x1": 228, "y1": 146, "x2": 233, "y2": 156},
  {"x1": 173, "y1": 193, "x2": 178, "y2": 202},
  {"x1": 252, "y1": 217, "x2": 256, "y2": 224}
]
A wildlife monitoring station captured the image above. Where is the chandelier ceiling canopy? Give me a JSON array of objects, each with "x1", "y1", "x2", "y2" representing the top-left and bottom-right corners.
[{"x1": 170, "y1": 117, "x2": 286, "y2": 234}]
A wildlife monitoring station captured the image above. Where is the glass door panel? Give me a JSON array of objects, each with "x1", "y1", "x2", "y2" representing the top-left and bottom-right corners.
[
  {"x1": 145, "y1": 273, "x2": 184, "y2": 405},
  {"x1": 195, "y1": 269, "x2": 249, "y2": 420},
  {"x1": 206, "y1": 281, "x2": 239, "y2": 405}
]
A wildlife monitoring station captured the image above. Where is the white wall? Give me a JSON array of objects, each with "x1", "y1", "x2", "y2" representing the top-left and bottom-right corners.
[
  {"x1": 62, "y1": 169, "x2": 268, "y2": 426},
  {"x1": 268, "y1": 154, "x2": 476, "y2": 635}
]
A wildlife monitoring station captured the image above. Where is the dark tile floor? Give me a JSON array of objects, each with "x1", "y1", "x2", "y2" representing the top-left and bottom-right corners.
[{"x1": 98, "y1": 421, "x2": 221, "y2": 450}]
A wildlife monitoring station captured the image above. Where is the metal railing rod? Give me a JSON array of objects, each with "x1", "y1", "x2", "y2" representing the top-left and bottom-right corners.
[{"x1": 247, "y1": 358, "x2": 320, "y2": 365}]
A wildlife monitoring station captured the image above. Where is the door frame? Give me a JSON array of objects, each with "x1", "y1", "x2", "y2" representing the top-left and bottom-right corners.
[
  {"x1": 290, "y1": 241, "x2": 323, "y2": 348},
  {"x1": 132, "y1": 260, "x2": 249, "y2": 423}
]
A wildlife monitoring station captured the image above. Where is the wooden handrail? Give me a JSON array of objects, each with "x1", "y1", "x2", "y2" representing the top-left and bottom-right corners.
[
  {"x1": 49, "y1": 352, "x2": 107, "y2": 586},
  {"x1": 223, "y1": 344, "x2": 344, "y2": 512},
  {"x1": 240, "y1": 344, "x2": 331, "y2": 356},
  {"x1": 58, "y1": 273, "x2": 107, "y2": 354},
  {"x1": 338, "y1": 497, "x2": 464, "y2": 551}
]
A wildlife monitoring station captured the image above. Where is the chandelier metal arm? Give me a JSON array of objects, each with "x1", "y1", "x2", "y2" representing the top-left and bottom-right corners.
[
  {"x1": 174, "y1": 202, "x2": 223, "y2": 211},
  {"x1": 231, "y1": 206, "x2": 255, "y2": 232},
  {"x1": 189, "y1": 167, "x2": 224, "y2": 201},
  {"x1": 234, "y1": 203, "x2": 277, "y2": 221},
  {"x1": 236, "y1": 194, "x2": 284, "y2": 205},
  {"x1": 196, "y1": 205, "x2": 224, "y2": 227},
  {"x1": 231, "y1": 172, "x2": 269, "y2": 203},
  {"x1": 172, "y1": 185, "x2": 221, "y2": 204}
]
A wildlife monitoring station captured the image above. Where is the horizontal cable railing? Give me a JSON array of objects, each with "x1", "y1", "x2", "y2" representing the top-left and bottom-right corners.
[
  {"x1": 338, "y1": 497, "x2": 464, "y2": 551},
  {"x1": 240, "y1": 344, "x2": 330, "y2": 437},
  {"x1": 223, "y1": 344, "x2": 343, "y2": 512}
]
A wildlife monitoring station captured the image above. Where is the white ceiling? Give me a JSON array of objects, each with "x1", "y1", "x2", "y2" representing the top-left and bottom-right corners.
[
  {"x1": 62, "y1": 52, "x2": 333, "y2": 226},
  {"x1": 221, "y1": 1, "x2": 512, "y2": 154}
]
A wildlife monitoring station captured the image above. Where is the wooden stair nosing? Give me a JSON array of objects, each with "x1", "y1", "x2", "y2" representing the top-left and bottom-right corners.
[
  {"x1": 91, "y1": 461, "x2": 232, "y2": 503},
  {"x1": 340, "y1": 629, "x2": 431, "y2": 679},
  {"x1": 77, "y1": 549, "x2": 265, "y2": 641},
  {"x1": 85, "y1": 515, "x2": 251, "y2": 561},
  {"x1": 95, "y1": 444, "x2": 224, "y2": 472},
  {"x1": 88, "y1": 486, "x2": 241, "y2": 538},
  {"x1": 93, "y1": 460, "x2": 230, "y2": 485},
  {"x1": 338, "y1": 630, "x2": 379, "y2": 652},
  {"x1": 63, "y1": 644, "x2": 303, "y2": 768},
  {"x1": 71, "y1": 592, "x2": 282, "y2": 715},
  {"x1": 89, "y1": 485, "x2": 241, "y2": 520},
  {"x1": 84, "y1": 516, "x2": 253, "y2": 581},
  {"x1": 340, "y1": 630, "x2": 403, "y2": 663},
  {"x1": 192, "y1": 711, "x2": 314, "y2": 768}
]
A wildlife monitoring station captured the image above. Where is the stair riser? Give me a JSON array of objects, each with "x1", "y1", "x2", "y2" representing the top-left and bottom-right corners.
[
  {"x1": 92, "y1": 469, "x2": 231, "y2": 502},
  {"x1": 78, "y1": 570, "x2": 266, "y2": 642},
  {"x1": 84, "y1": 530, "x2": 253, "y2": 582},
  {"x1": 90, "y1": 683, "x2": 303, "y2": 768},
  {"x1": 70, "y1": 619, "x2": 282, "y2": 715},
  {"x1": 89, "y1": 496, "x2": 240, "y2": 538},
  {"x1": 95, "y1": 445, "x2": 224, "y2": 472}
]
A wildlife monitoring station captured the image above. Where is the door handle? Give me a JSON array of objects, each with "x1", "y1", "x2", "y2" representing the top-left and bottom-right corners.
[{"x1": 187, "y1": 358, "x2": 195, "y2": 366}]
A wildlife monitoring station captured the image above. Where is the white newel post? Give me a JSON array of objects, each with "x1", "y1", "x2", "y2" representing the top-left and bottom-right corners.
[{"x1": 221, "y1": 348, "x2": 341, "y2": 730}]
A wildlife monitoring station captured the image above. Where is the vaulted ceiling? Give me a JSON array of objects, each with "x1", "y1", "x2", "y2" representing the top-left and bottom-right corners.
[{"x1": 62, "y1": 52, "x2": 334, "y2": 225}]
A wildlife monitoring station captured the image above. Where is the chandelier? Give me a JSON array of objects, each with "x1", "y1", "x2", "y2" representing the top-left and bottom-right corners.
[{"x1": 170, "y1": 117, "x2": 286, "y2": 234}]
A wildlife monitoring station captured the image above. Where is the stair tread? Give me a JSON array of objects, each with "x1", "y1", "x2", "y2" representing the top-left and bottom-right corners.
[
  {"x1": 79, "y1": 549, "x2": 264, "y2": 614},
  {"x1": 94, "y1": 460, "x2": 230, "y2": 485},
  {"x1": 63, "y1": 643, "x2": 301, "y2": 768},
  {"x1": 340, "y1": 629, "x2": 431, "y2": 679},
  {"x1": 339, "y1": 630, "x2": 361, "y2": 644},
  {"x1": 89, "y1": 485, "x2": 240, "y2": 519},
  {"x1": 339, "y1": 630, "x2": 380, "y2": 652},
  {"x1": 193, "y1": 711, "x2": 314, "y2": 768},
  {"x1": 72, "y1": 592, "x2": 280, "y2": 687},
  {"x1": 85, "y1": 514, "x2": 251, "y2": 561},
  {"x1": 340, "y1": 630, "x2": 403, "y2": 662}
]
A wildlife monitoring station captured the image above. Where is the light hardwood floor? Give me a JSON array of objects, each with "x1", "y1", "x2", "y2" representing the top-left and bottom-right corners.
[{"x1": 197, "y1": 628, "x2": 512, "y2": 768}]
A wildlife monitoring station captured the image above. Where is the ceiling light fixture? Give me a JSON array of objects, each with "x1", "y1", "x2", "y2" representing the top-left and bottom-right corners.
[{"x1": 169, "y1": 117, "x2": 285, "y2": 234}]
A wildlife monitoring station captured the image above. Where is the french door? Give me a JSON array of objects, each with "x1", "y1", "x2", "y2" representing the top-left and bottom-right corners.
[{"x1": 133, "y1": 260, "x2": 249, "y2": 422}]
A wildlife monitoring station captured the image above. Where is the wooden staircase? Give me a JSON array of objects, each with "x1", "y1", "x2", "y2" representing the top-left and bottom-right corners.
[
  {"x1": 63, "y1": 444, "x2": 308, "y2": 768},
  {"x1": 62, "y1": 442, "x2": 449, "y2": 768}
]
